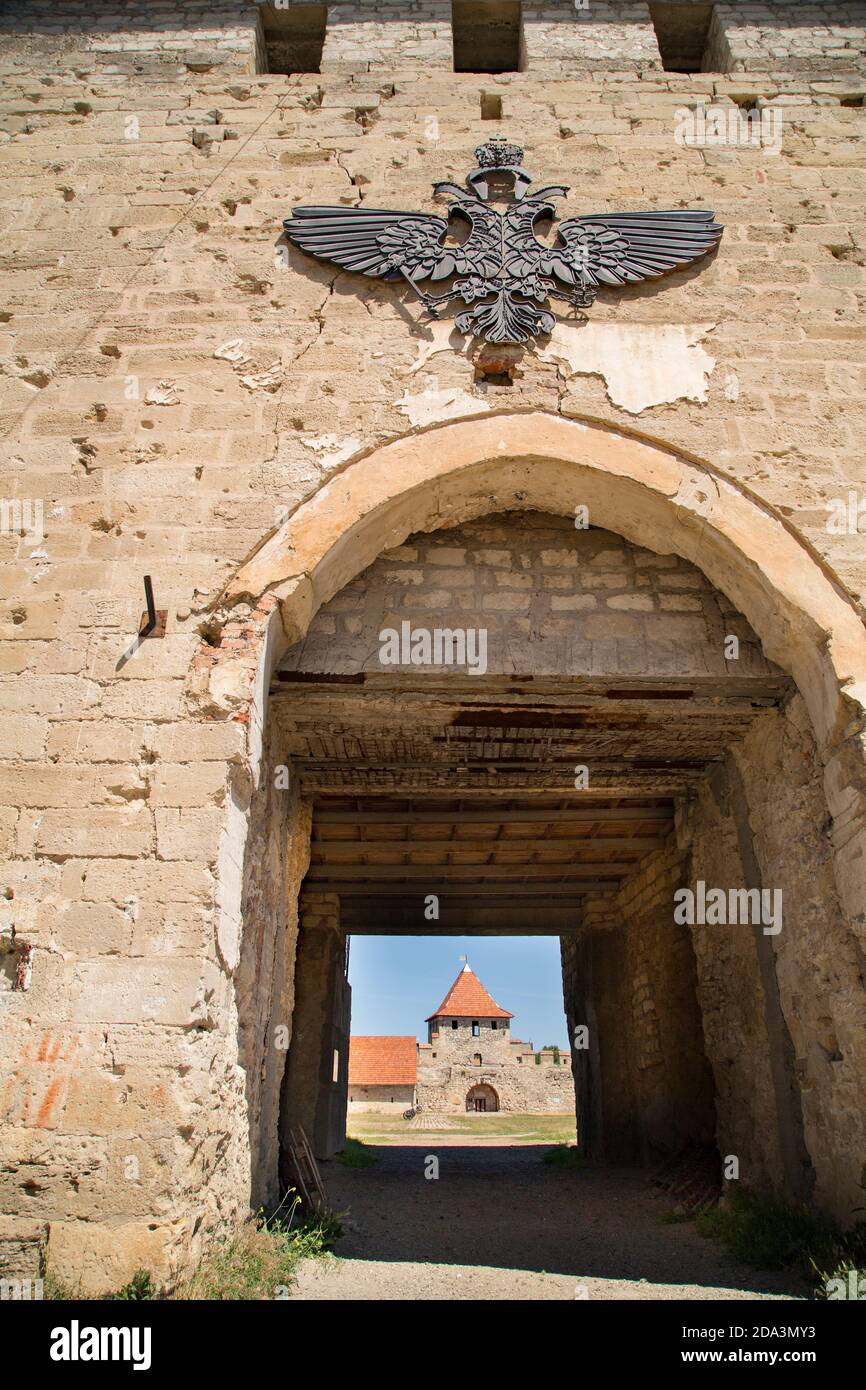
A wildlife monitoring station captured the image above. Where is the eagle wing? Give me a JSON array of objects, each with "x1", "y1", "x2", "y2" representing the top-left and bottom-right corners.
[
  {"x1": 542, "y1": 209, "x2": 722, "y2": 289},
  {"x1": 283, "y1": 205, "x2": 459, "y2": 283}
]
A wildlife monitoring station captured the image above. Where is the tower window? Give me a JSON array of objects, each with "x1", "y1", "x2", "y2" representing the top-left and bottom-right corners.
[
  {"x1": 648, "y1": 3, "x2": 714, "y2": 73},
  {"x1": 452, "y1": 1, "x2": 523, "y2": 74},
  {"x1": 260, "y1": 3, "x2": 327, "y2": 75},
  {"x1": 472, "y1": 1021, "x2": 480, "y2": 1037},
  {"x1": 452, "y1": 1019, "x2": 458, "y2": 1029}
]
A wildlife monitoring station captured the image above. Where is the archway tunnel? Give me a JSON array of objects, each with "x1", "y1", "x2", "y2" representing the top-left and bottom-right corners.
[{"x1": 232, "y1": 501, "x2": 866, "y2": 1235}]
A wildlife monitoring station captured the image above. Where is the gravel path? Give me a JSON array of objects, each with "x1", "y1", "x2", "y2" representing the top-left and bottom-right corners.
[{"x1": 289, "y1": 1144, "x2": 806, "y2": 1301}]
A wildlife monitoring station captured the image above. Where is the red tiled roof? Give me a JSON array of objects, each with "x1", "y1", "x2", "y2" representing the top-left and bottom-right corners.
[
  {"x1": 426, "y1": 965, "x2": 513, "y2": 1022},
  {"x1": 348, "y1": 1036, "x2": 417, "y2": 1086}
]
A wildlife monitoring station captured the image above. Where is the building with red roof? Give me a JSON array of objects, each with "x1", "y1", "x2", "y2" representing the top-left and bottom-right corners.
[
  {"x1": 348, "y1": 1035, "x2": 417, "y2": 1112},
  {"x1": 425, "y1": 963, "x2": 513, "y2": 1028},
  {"x1": 348, "y1": 965, "x2": 574, "y2": 1117}
]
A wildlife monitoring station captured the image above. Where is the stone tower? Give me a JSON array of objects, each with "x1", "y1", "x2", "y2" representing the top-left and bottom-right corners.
[
  {"x1": 417, "y1": 963, "x2": 574, "y2": 1113},
  {"x1": 425, "y1": 963, "x2": 513, "y2": 1045}
]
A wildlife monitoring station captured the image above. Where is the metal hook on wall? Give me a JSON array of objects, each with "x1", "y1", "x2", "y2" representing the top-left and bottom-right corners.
[{"x1": 138, "y1": 575, "x2": 167, "y2": 639}]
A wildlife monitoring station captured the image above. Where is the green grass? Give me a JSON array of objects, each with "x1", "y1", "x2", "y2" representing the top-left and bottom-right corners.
[
  {"x1": 106, "y1": 1270, "x2": 155, "y2": 1300},
  {"x1": 347, "y1": 1111, "x2": 576, "y2": 1144},
  {"x1": 46, "y1": 1199, "x2": 341, "y2": 1301},
  {"x1": 542, "y1": 1143, "x2": 586, "y2": 1169},
  {"x1": 695, "y1": 1186, "x2": 866, "y2": 1292},
  {"x1": 172, "y1": 1204, "x2": 342, "y2": 1300},
  {"x1": 660, "y1": 1208, "x2": 698, "y2": 1225},
  {"x1": 336, "y1": 1137, "x2": 380, "y2": 1168}
]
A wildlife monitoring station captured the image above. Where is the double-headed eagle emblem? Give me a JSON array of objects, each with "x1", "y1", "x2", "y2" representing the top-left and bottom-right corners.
[{"x1": 284, "y1": 137, "x2": 722, "y2": 346}]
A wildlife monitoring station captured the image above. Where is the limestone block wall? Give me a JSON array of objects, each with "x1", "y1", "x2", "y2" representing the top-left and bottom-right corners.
[
  {"x1": 233, "y1": 767, "x2": 313, "y2": 1212},
  {"x1": 321, "y1": 1, "x2": 454, "y2": 73},
  {"x1": 348, "y1": 1085, "x2": 415, "y2": 1110},
  {"x1": 279, "y1": 891, "x2": 350, "y2": 1162},
  {"x1": 428, "y1": 1017, "x2": 515, "y2": 1053},
  {"x1": 679, "y1": 698, "x2": 866, "y2": 1218},
  {"x1": 416, "y1": 1052, "x2": 575, "y2": 1111},
  {"x1": 706, "y1": 4, "x2": 866, "y2": 75},
  {"x1": 0, "y1": 1, "x2": 864, "y2": 1290},
  {"x1": 281, "y1": 513, "x2": 779, "y2": 680},
  {"x1": 1, "y1": 2, "x2": 863, "y2": 79},
  {"x1": 523, "y1": 1, "x2": 661, "y2": 73},
  {"x1": 0, "y1": 1, "x2": 260, "y2": 76},
  {"x1": 562, "y1": 836, "x2": 716, "y2": 1164},
  {"x1": 417, "y1": 1016, "x2": 575, "y2": 1112},
  {"x1": 564, "y1": 691, "x2": 866, "y2": 1212}
]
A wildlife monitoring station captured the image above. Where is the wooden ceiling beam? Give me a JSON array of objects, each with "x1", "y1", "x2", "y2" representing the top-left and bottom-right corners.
[
  {"x1": 312, "y1": 835, "x2": 667, "y2": 854},
  {"x1": 312, "y1": 806, "x2": 673, "y2": 825},
  {"x1": 324, "y1": 883, "x2": 617, "y2": 898},
  {"x1": 306, "y1": 865, "x2": 630, "y2": 882}
]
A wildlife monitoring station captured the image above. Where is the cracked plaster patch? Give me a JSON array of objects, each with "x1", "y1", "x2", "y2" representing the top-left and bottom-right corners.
[
  {"x1": 395, "y1": 384, "x2": 490, "y2": 427},
  {"x1": 539, "y1": 322, "x2": 717, "y2": 414},
  {"x1": 405, "y1": 321, "x2": 716, "y2": 415},
  {"x1": 300, "y1": 434, "x2": 362, "y2": 468}
]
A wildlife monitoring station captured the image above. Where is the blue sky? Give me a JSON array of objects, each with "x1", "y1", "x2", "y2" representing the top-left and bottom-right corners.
[{"x1": 347, "y1": 935, "x2": 570, "y2": 1048}]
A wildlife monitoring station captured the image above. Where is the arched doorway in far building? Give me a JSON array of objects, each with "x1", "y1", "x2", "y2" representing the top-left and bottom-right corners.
[{"x1": 467, "y1": 1083, "x2": 499, "y2": 1113}]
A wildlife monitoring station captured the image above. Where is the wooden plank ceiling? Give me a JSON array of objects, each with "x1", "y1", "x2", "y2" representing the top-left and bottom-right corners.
[
  {"x1": 268, "y1": 674, "x2": 786, "y2": 932},
  {"x1": 310, "y1": 796, "x2": 674, "y2": 932}
]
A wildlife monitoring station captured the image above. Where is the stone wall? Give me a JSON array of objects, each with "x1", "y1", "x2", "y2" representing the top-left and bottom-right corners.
[
  {"x1": 679, "y1": 698, "x2": 866, "y2": 1217},
  {"x1": 348, "y1": 1084, "x2": 415, "y2": 1111},
  {"x1": 279, "y1": 891, "x2": 350, "y2": 1162},
  {"x1": 706, "y1": 4, "x2": 866, "y2": 76},
  {"x1": 562, "y1": 834, "x2": 716, "y2": 1164},
  {"x1": 417, "y1": 1021, "x2": 576, "y2": 1112},
  {"x1": 321, "y1": 1, "x2": 454, "y2": 73},
  {"x1": 563, "y1": 692, "x2": 866, "y2": 1214},
  {"x1": 0, "y1": 1, "x2": 862, "y2": 77},
  {"x1": 0, "y1": 0, "x2": 260, "y2": 76},
  {"x1": 522, "y1": 2, "x2": 660, "y2": 73},
  {"x1": 281, "y1": 512, "x2": 779, "y2": 681},
  {"x1": 0, "y1": 0, "x2": 865, "y2": 1292}
]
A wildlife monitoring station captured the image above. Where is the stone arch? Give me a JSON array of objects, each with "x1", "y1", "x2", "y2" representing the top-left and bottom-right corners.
[
  {"x1": 466, "y1": 1083, "x2": 499, "y2": 1113},
  {"x1": 219, "y1": 410, "x2": 866, "y2": 932},
  {"x1": 206, "y1": 410, "x2": 866, "y2": 1234}
]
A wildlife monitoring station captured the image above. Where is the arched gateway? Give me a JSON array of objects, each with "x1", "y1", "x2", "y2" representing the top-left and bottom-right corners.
[
  {"x1": 467, "y1": 1085, "x2": 499, "y2": 1114},
  {"x1": 11, "y1": 412, "x2": 866, "y2": 1293},
  {"x1": 203, "y1": 414, "x2": 866, "y2": 1242}
]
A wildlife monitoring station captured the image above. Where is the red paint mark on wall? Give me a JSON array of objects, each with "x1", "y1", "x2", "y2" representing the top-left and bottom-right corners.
[
  {"x1": 35, "y1": 1077, "x2": 64, "y2": 1128},
  {"x1": 1, "y1": 1075, "x2": 16, "y2": 1119},
  {"x1": 35, "y1": 1031, "x2": 79, "y2": 1064}
]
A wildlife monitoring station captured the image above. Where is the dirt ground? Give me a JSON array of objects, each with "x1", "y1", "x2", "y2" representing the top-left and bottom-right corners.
[{"x1": 289, "y1": 1142, "x2": 806, "y2": 1301}]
